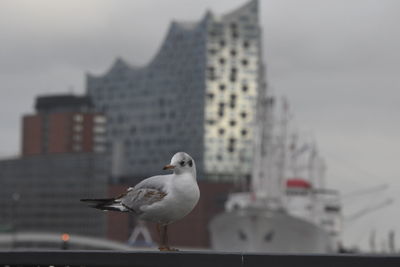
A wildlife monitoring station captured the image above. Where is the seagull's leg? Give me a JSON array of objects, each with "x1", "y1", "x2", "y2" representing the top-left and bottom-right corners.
[
  {"x1": 157, "y1": 223, "x2": 168, "y2": 251},
  {"x1": 163, "y1": 225, "x2": 179, "y2": 251}
]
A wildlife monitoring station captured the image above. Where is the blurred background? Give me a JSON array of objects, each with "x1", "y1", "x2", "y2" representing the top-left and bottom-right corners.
[{"x1": 0, "y1": 0, "x2": 399, "y2": 253}]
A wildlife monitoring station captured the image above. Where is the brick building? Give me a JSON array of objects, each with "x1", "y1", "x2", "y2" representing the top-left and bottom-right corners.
[{"x1": 22, "y1": 94, "x2": 106, "y2": 156}]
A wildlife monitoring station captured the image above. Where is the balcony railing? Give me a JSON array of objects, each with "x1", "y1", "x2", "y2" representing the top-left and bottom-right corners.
[{"x1": 1, "y1": 251, "x2": 400, "y2": 267}]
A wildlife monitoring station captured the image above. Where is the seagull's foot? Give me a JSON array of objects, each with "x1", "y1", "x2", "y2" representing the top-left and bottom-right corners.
[{"x1": 158, "y1": 246, "x2": 179, "y2": 252}]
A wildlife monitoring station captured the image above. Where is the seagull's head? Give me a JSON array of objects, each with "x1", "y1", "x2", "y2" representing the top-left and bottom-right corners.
[{"x1": 163, "y1": 152, "x2": 196, "y2": 177}]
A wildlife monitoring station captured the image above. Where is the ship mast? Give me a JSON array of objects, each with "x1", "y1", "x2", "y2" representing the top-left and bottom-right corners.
[
  {"x1": 251, "y1": 88, "x2": 291, "y2": 209},
  {"x1": 250, "y1": 7, "x2": 286, "y2": 209}
]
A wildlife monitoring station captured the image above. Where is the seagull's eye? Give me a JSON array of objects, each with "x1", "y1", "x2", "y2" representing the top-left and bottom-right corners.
[
  {"x1": 188, "y1": 160, "x2": 193, "y2": 167},
  {"x1": 179, "y1": 161, "x2": 185, "y2": 167}
]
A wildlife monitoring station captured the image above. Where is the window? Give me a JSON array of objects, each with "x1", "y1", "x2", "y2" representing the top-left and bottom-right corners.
[
  {"x1": 94, "y1": 145, "x2": 106, "y2": 153},
  {"x1": 230, "y1": 120, "x2": 236, "y2": 126},
  {"x1": 219, "y1": 58, "x2": 225, "y2": 65},
  {"x1": 243, "y1": 40, "x2": 250, "y2": 48},
  {"x1": 219, "y1": 84, "x2": 226, "y2": 91},
  {"x1": 242, "y1": 85, "x2": 248, "y2": 92},
  {"x1": 241, "y1": 129, "x2": 248, "y2": 136},
  {"x1": 74, "y1": 114, "x2": 83, "y2": 122},
  {"x1": 94, "y1": 125, "x2": 106, "y2": 134},
  {"x1": 94, "y1": 135, "x2": 106, "y2": 143},
  {"x1": 230, "y1": 95, "x2": 236, "y2": 108},
  {"x1": 230, "y1": 49, "x2": 237, "y2": 57},
  {"x1": 241, "y1": 112, "x2": 247, "y2": 119},
  {"x1": 242, "y1": 59, "x2": 248, "y2": 66},
  {"x1": 207, "y1": 93, "x2": 214, "y2": 100},
  {"x1": 220, "y1": 40, "x2": 225, "y2": 47},
  {"x1": 207, "y1": 66, "x2": 215, "y2": 80},
  {"x1": 74, "y1": 124, "x2": 83, "y2": 132},
  {"x1": 219, "y1": 128, "x2": 225, "y2": 135},
  {"x1": 94, "y1": 115, "x2": 106, "y2": 124},
  {"x1": 73, "y1": 134, "x2": 82, "y2": 142}
]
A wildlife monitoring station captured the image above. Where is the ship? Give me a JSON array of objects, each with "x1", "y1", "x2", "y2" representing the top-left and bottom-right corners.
[{"x1": 209, "y1": 94, "x2": 342, "y2": 253}]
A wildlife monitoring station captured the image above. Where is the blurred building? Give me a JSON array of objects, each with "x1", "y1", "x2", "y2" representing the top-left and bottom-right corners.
[
  {"x1": 22, "y1": 94, "x2": 107, "y2": 156},
  {"x1": 0, "y1": 153, "x2": 108, "y2": 237},
  {"x1": 86, "y1": 0, "x2": 263, "y2": 181},
  {"x1": 0, "y1": 93, "x2": 109, "y2": 238}
]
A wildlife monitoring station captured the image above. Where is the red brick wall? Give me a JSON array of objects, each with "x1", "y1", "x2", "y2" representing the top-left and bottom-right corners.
[
  {"x1": 22, "y1": 112, "x2": 98, "y2": 155},
  {"x1": 48, "y1": 113, "x2": 72, "y2": 153},
  {"x1": 22, "y1": 115, "x2": 43, "y2": 156},
  {"x1": 81, "y1": 114, "x2": 95, "y2": 153}
]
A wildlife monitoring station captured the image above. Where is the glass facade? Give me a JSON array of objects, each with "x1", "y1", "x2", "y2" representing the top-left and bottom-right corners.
[{"x1": 87, "y1": 0, "x2": 263, "y2": 181}]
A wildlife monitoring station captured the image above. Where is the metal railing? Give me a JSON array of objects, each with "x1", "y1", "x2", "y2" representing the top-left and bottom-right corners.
[{"x1": 0, "y1": 251, "x2": 400, "y2": 267}]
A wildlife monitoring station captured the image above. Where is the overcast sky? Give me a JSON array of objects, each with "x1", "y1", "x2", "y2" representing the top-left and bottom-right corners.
[{"x1": 1, "y1": 0, "x2": 399, "y2": 250}]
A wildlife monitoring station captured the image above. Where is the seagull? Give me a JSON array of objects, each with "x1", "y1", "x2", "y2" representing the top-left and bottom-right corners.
[{"x1": 80, "y1": 152, "x2": 200, "y2": 251}]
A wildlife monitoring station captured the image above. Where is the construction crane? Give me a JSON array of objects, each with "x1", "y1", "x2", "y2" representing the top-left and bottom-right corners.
[
  {"x1": 345, "y1": 198, "x2": 394, "y2": 222},
  {"x1": 342, "y1": 184, "x2": 388, "y2": 200}
]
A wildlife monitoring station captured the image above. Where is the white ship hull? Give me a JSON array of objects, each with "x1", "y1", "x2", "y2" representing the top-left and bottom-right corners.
[{"x1": 209, "y1": 208, "x2": 335, "y2": 253}]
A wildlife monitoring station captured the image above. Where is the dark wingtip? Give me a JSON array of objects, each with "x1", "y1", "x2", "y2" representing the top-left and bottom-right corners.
[{"x1": 80, "y1": 199, "x2": 88, "y2": 202}]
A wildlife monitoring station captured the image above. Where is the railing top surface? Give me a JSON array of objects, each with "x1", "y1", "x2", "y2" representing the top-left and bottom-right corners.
[{"x1": 1, "y1": 250, "x2": 400, "y2": 267}]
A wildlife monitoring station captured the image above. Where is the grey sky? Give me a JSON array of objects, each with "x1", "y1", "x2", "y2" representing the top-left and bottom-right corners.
[{"x1": 1, "y1": 0, "x2": 399, "y2": 250}]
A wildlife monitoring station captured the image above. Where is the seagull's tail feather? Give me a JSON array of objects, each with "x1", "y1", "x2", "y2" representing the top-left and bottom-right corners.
[{"x1": 80, "y1": 198, "x2": 128, "y2": 212}]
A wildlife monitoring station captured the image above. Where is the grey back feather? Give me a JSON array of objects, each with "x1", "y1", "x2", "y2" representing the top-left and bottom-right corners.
[{"x1": 120, "y1": 175, "x2": 169, "y2": 213}]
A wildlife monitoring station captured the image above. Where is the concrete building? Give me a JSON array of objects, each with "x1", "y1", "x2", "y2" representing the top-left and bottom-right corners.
[
  {"x1": 86, "y1": 0, "x2": 264, "y2": 181},
  {"x1": 0, "y1": 153, "x2": 108, "y2": 237},
  {"x1": 22, "y1": 94, "x2": 107, "y2": 156}
]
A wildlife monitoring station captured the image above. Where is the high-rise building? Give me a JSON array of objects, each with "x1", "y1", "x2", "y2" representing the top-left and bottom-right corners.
[
  {"x1": 22, "y1": 94, "x2": 107, "y2": 156},
  {"x1": 87, "y1": 0, "x2": 263, "y2": 181},
  {"x1": 0, "y1": 94, "x2": 110, "y2": 238}
]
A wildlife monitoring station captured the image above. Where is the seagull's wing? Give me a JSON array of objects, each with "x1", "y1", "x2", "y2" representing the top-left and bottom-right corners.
[{"x1": 120, "y1": 175, "x2": 170, "y2": 213}]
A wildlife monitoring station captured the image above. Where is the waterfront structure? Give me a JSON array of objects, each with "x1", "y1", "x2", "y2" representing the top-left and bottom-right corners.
[
  {"x1": 22, "y1": 94, "x2": 106, "y2": 156},
  {"x1": 0, "y1": 153, "x2": 108, "y2": 237},
  {"x1": 87, "y1": 0, "x2": 263, "y2": 181}
]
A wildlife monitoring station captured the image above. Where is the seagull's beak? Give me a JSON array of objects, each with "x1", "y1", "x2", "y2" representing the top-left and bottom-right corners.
[{"x1": 163, "y1": 164, "x2": 175, "y2": 170}]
